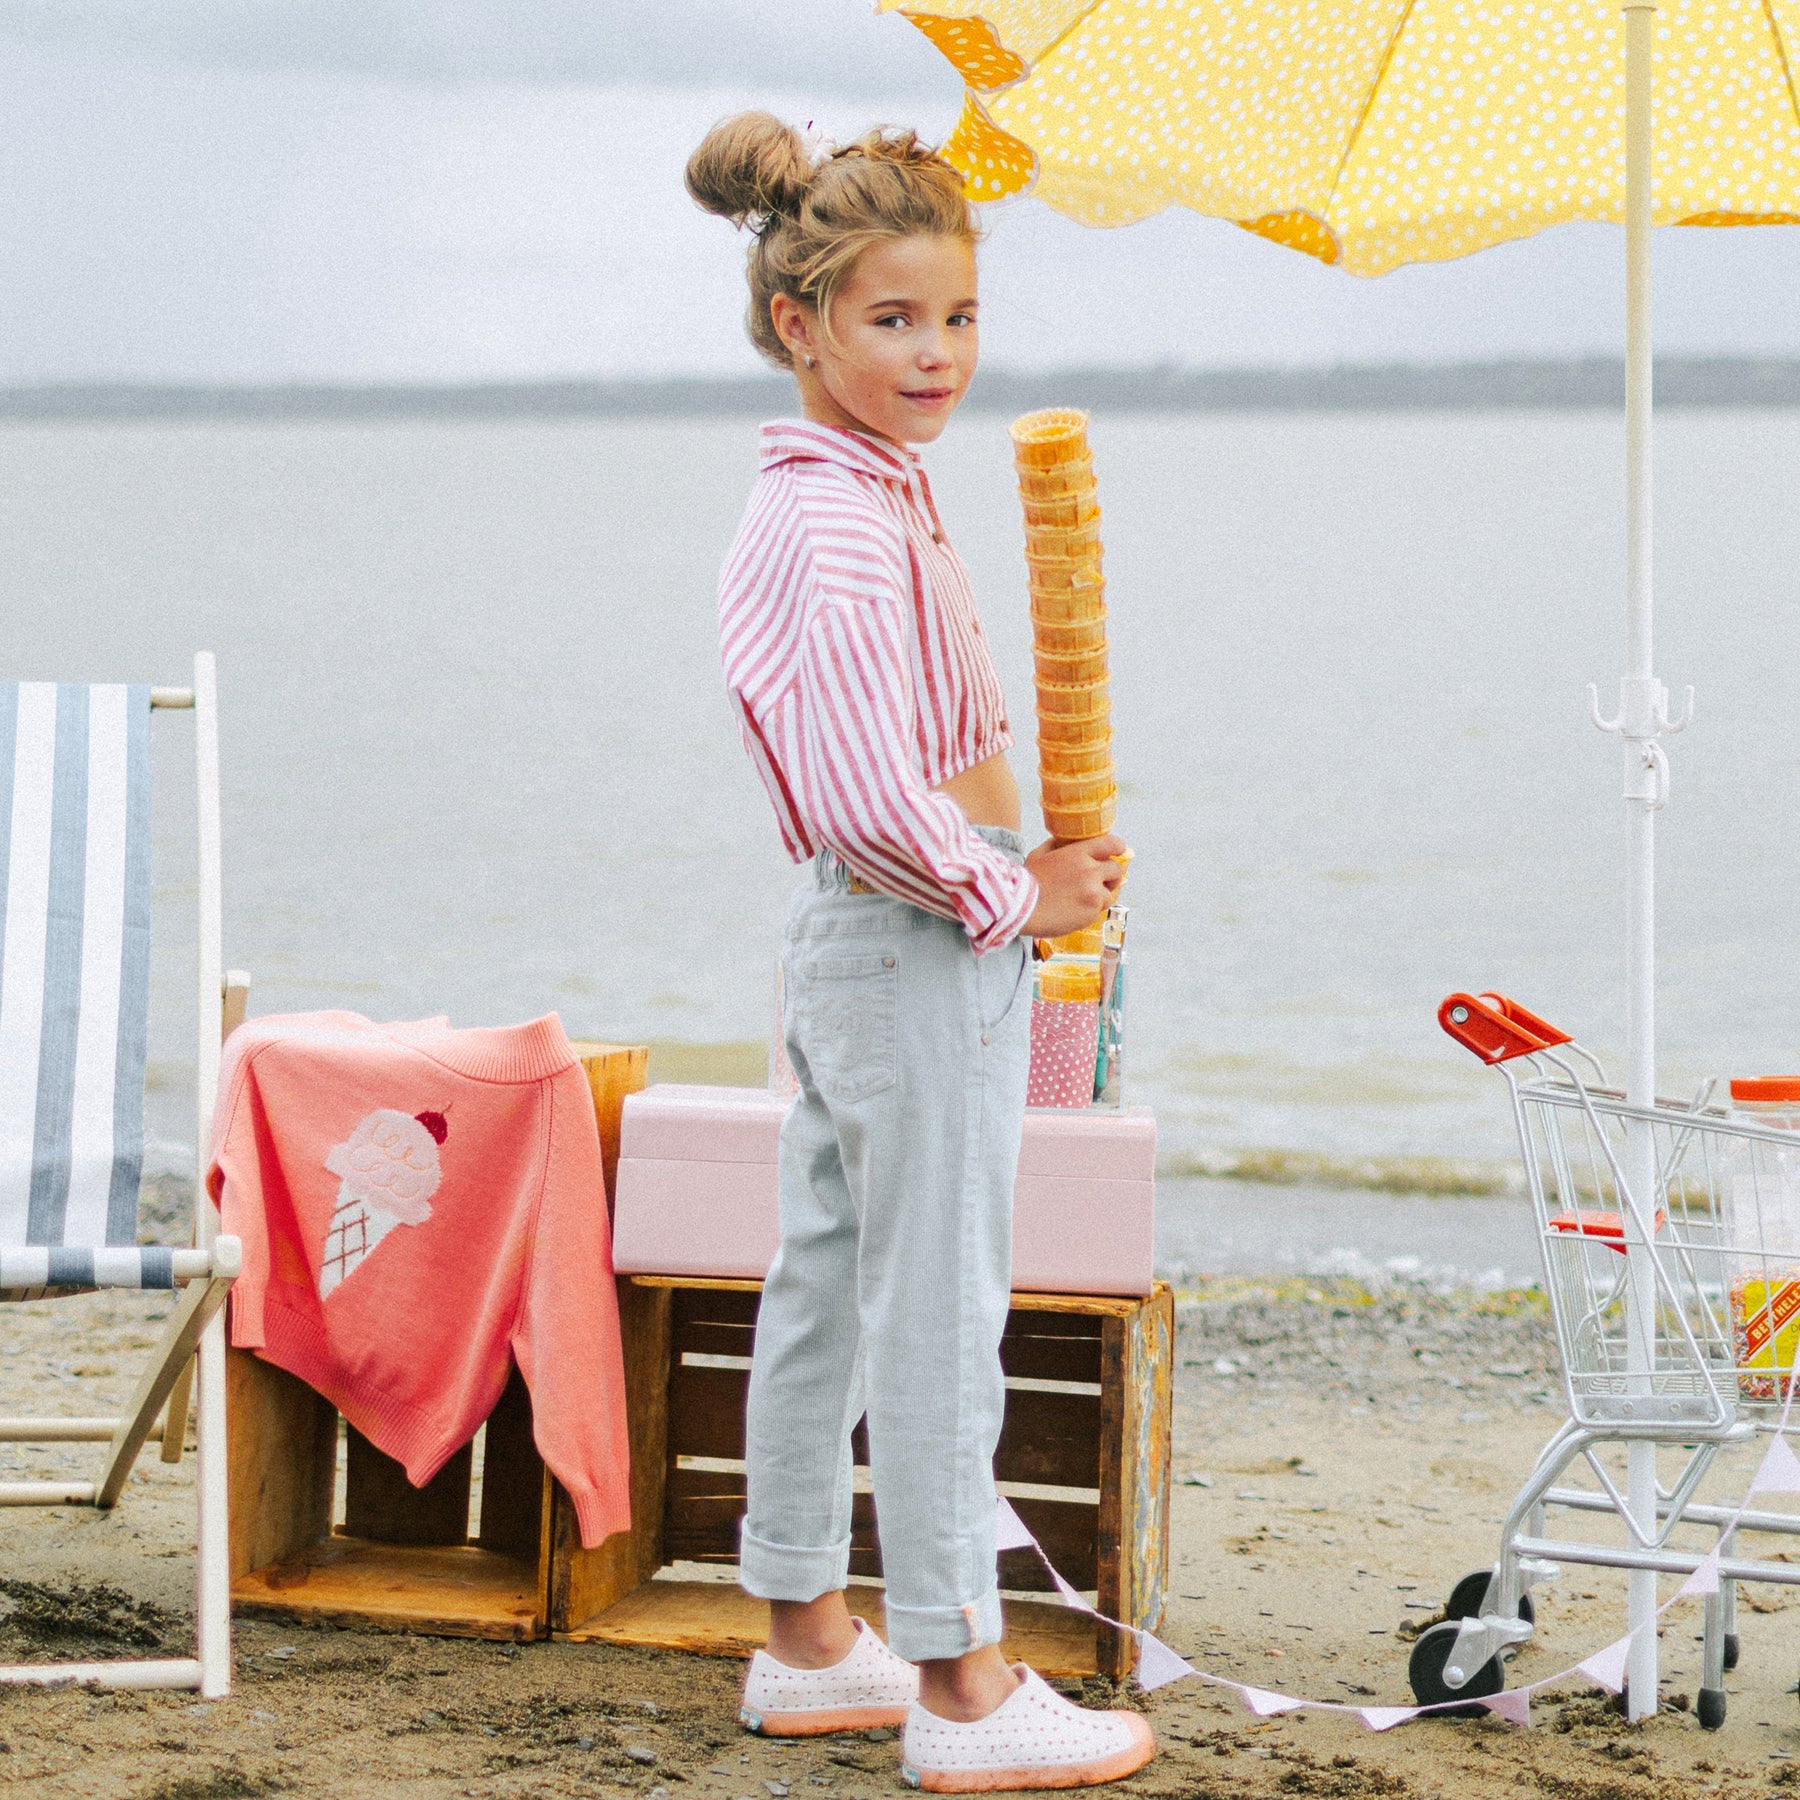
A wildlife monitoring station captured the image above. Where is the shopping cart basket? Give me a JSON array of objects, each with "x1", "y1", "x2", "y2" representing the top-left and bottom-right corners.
[{"x1": 1407, "y1": 990, "x2": 1800, "y2": 1727}]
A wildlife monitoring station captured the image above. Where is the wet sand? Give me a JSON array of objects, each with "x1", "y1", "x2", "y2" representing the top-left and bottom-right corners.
[{"x1": 3, "y1": 1278, "x2": 1798, "y2": 1798}]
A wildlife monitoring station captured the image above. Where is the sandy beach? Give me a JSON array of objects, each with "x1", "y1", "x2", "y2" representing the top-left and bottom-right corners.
[{"x1": 4, "y1": 1267, "x2": 1797, "y2": 1799}]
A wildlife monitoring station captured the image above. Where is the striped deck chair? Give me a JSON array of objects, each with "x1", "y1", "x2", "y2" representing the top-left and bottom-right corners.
[{"x1": 0, "y1": 655, "x2": 243, "y2": 1698}]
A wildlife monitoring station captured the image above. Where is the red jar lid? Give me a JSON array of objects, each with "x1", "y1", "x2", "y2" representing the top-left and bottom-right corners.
[{"x1": 1731, "y1": 1076, "x2": 1800, "y2": 1103}]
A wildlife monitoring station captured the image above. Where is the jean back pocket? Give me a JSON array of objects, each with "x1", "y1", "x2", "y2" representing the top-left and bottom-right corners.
[{"x1": 790, "y1": 951, "x2": 898, "y2": 1106}]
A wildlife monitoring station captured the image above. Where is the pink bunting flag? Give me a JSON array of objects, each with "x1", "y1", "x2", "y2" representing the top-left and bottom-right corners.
[
  {"x1": 994, "y1": 1496, "x2": 1037, "y2": 1552},
  {"x1": 1358, "y1": 1706, "x2": 1421, "y2": 1732},
  {"x1": 1750, "y1": 1433, "x2": 1800, "y2": 1495},
  {"x1": 1576, "y1": 1634, "x2": 1632, "y2": 1694},
  {"x1": 1134, "y1": 1631, "x2": 1196, "y2": 1692},
  {"x1": 1676, "y1": 1545, "x2": 1721, "y2": 1599},
  {"x1": 1242, "y1": 1687, "x2": 1305, "y2": 1717},
  {"x1": 1050, "y1": 1567, "x2": 1094, "y2": 1612},
  {"x1": 1480, "y1": 1688, "x2": 1533, "y2": 1727}
]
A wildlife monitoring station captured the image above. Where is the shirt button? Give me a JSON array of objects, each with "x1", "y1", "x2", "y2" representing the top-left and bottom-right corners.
[
  {"x1": 981, "y1": 1032, "x2": 992, "y2": 1045},
  {"x1": 932, "y1": 531, "x2": 944, "y2": 544},
  {"x1": 883, "y1": 956, "x2": 896, "y2": 968}
]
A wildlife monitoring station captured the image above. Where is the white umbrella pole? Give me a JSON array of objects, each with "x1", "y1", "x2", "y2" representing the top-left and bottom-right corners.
[{"x1": 1621, "y1": 0, "x2": 1669, "y2": 1724}]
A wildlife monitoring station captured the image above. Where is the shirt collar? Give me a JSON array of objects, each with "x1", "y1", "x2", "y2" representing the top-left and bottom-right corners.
[{"x1": 759, "y1": 418, "x2": 921, "y2": 484}]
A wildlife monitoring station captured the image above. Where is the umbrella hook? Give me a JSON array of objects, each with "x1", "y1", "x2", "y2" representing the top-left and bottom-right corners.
[
  {"x1": 1657, "y1": 685, "x2": 1695, "y2": 735},
  {"x1": 1586, "y1": 678, "x2": 1694, "y2": 739},
  {"x1": 1587, "y1": 683, "x2": 1625, "y2": 734}
]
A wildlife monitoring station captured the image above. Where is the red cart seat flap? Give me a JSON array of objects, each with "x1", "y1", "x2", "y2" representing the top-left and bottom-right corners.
[{"x1": 1548, "y1": 1208, "x2": 1668, "y2": 1251}]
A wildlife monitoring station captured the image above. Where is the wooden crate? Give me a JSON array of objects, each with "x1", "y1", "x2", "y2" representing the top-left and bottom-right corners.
[
  {"x1": 557, "y1": 1275, "x2": 1174, "y2": 1681},
  {"x1": 228, "y1": 1037, "x2": 1173, "y2": 1678},
  {"x1": 227, "y1": 1042, "x2": 650, "y2": 1641}
]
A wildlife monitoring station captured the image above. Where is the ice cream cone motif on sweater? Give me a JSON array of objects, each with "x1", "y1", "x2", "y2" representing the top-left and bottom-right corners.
[{"x1": 319, "y1": 1108, "x2": 447, "y2": 1298}]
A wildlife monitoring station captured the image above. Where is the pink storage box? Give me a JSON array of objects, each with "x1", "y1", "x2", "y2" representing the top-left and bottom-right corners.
[{"x1": 612, "y1": 1084, "x2": 1156, "y2": 1296}]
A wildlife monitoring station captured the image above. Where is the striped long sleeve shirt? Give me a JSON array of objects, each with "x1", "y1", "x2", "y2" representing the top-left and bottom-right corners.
[{"x1": 719, "y1": 420, "x2": 1038, "y2": 953}]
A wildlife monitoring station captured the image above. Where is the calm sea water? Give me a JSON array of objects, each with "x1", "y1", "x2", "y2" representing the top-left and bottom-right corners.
[{"x1": 5, "y1": 408, "x2": 1800, "y2": 1275}]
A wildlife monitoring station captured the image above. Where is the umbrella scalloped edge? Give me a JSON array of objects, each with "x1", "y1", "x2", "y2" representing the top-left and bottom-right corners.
[
  {"x1": 942, "y1": 90, "x2": 1038, "y2": 202},
  {"x1": 900, "y1": 9, "x2": 1028, "y2": 92},
  {"x1": 1237, "y1": 210, "x2": 1341, "y2": 266}
]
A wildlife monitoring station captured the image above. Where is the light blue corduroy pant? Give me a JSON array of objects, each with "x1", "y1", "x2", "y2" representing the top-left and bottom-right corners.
[{"x1": 740, "y1": 826, "x2": 1033, "y2": 1663}]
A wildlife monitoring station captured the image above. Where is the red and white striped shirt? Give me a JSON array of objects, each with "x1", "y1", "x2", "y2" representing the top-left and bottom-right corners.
[{"x1": 719, "y1": 420, "x2": 1038, "y2": 953}]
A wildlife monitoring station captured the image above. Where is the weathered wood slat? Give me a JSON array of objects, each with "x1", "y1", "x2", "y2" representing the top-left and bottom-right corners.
[
  {"x1": 1000, "y1": 1495, "x2": 1099, "y2": 1592},
  {"x1": 476, "y1": 1365, "x2": 543, "y2": 1560},
  {"x1": 344, "y1": 1428, "x2": 471, "y2": 1547},
  {"x1": 993, "y1": 1386, "x2": 1102, "y2": 1488},
  {"x1": 560, "y1": 1579, "x2": 1100, "y2": 1677},
  {"x1": 667, "y1": 1363, "x2": 749, "y2": 1461},
  {"x1": 226, "y1": 1347, "x2": 335, "y2": 1581},
  {"x1": 1001, "y1": 1332, "x2": 1103, "y2": 1383},
  {"x1": 233, "y1": 1539, "x2": 540, "y2": 1641}
]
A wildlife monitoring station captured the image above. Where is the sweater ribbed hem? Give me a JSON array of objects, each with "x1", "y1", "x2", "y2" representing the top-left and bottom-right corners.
[
  {"x1": 385, "y1": 1014, "x2": 576, "y2": 1084},
  {"x1": 239, "y1": 1298, "x2": 628, "y2": 1549},
  {"x1": 251, "y1": 1298, "x2": 467, "y2": 1487}
]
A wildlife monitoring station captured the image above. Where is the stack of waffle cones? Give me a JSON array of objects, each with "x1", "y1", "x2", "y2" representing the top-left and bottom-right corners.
[{"x1": 1011, "y1": 408, "x2": 1114, "y2": 841}]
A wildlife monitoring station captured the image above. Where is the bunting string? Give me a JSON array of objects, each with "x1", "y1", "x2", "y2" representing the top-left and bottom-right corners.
[{"x1": 996, "y1": 1375, "x2": 1800, "y2": 1731}]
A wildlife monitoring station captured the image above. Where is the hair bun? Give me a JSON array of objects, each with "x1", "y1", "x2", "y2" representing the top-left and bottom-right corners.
[{"x1": 685, "y1": 111, "x2": 815, "y2": 228}]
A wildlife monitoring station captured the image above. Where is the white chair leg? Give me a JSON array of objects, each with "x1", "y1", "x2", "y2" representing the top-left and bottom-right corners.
[{"x1": 195, "y1": 1311, "x2": 232, "y2": 1697}]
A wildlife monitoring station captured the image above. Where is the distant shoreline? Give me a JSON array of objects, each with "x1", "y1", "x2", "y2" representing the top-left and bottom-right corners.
[{"x1": 5, "y1": 357, "x2": 1800, "y2": 422}]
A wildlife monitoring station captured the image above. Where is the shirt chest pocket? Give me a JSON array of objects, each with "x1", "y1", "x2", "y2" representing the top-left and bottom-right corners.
[{"x1": 789, "y1": 952, "x2": 898, "y2": 1106}]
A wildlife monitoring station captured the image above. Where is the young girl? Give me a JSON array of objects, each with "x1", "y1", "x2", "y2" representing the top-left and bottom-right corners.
[{"x1": 687, "y1": 113, "x2": 1152, "y2": 1792}]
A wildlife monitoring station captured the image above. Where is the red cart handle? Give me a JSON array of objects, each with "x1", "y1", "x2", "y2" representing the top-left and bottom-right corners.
[{"x1": 1439, "y1": 991, "x2": 1573, "y2": 1064}]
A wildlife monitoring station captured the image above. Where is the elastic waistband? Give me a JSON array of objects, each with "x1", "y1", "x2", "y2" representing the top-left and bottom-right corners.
[{"x1": 814, "y1": 825, "x2": 1025, "y2": 893}]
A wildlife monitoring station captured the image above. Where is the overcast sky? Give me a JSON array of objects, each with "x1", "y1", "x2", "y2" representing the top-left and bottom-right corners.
[{"x1": 3, "y1": 2, "x2": 1798, "y2": 383}]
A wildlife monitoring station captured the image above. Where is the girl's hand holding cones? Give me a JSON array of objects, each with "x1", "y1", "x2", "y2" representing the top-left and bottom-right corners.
[{"x1": 1022, "y1": 833, "x2": 1128, "y2": 939}]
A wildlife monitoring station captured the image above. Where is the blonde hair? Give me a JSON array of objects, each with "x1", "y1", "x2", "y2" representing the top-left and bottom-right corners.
[{"x1": 685, "y1": 112, "x2": 978, "y2": 370}]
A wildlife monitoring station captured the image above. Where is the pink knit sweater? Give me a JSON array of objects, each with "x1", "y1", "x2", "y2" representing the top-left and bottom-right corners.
[{"x1": 209, "y1": 1011, "x2": 630, "y2": 1548}]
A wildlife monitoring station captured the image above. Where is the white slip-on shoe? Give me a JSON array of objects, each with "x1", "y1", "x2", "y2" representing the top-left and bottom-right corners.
[
  {"x1": 740, "y1": 1617, "x2": 920, "y2": 1736},
  {"x1": 900, "y1": 1666, "x2": 1155, "y2": 1792}
]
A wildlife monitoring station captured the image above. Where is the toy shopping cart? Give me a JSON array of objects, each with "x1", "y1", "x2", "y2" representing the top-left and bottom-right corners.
[{"x1": 1410, "y1": 991, "x2": 1800, "y2": 1727}]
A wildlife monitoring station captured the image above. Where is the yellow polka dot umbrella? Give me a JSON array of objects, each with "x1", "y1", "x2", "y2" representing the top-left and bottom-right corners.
[
  {"x1": 884, "y1": 0, "x2": 1800, "y2": 266},
  {"x1": 887, "y1": 0, "x2": 1800, "y2": 1722}
]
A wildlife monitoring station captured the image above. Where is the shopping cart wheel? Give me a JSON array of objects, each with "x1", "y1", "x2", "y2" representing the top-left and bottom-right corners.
[
  {"x1": 1722, "y1": 1631, "x2": 1739, "y2": 1671},
  {"x1": 1407, "y1": 1619, "x2": 1503, "y2": 1715},
  {"x1": 1443, "y1": 1571, "x2": 1534, "y2": 1630},
  {"x1": 1696, "y1": 1686, "x2": 1726, "y2": 1731}
]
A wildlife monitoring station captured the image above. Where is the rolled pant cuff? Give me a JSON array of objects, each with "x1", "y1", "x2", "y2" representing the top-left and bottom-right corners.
[
  {"x1": 882, "y1": 1587, "x2": 1003, "y2": 1663},
  {"x1": 738, "y1": 1524, "x2": 852, "y2": 1603}
]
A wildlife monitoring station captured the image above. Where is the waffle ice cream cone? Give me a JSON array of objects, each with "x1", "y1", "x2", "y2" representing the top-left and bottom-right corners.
[
  {"x1": 1033, "y1": 614, "x2": 1108, "y2": 655},
  {"x1": 1017, "y1": 460, "x2": 1095, "y2": 500},
  {"x1": 1025, "y1": 550, "x2": 1102, "y2": 590},
  {"x1": 1025, "y1": 521, "x2": 1103, "y2": 564},
  {"x1": 1036, "y1": 678, "x2": 1110, "y2": 719},
  {"x1": 1041, "y1": 772, "x2": 1114, "y2": 813},
  {"x1": 1033, "y1": 645, "x2": 1108, "y2": 686},
  {"x1": 1009, "y1": 408, "x2": 1091, "y2": 467},
  {"x1": 1044, "y1": 788, "x2": 1117, "y2": 840},
  {"x1": 1030, "y1": 586, "x2": 1107, "y2": 626},
  {"x1": 1036, "y1": 709, "x2": 1112, "y2": 749},
  {"x1": 1022, "y1": 491, "x2": 1101, "y2": 532},
  {"x1": 1039, "y1": 737, "x2": 1113, "y2": 777}
]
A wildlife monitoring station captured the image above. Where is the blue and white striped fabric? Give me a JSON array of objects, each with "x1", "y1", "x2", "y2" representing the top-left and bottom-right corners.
[{"x1": 0, "y1": 683, "x2": 152, "y2": 1252}]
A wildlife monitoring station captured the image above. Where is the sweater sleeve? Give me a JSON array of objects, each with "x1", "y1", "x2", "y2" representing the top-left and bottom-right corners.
[
  {"x1": 208, "y1": 1042, "x2": 270, "y2": 1348},
  {"x1": 791, "y1": 580, "x2": 1039, "y2": 955},
  {"x1": 510, "y1": 1065, "x2": 633, "y2": 1549}
]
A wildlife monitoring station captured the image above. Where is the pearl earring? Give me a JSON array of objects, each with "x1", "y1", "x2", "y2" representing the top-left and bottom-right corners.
[{"x1": 804, "y1": 355, "x2": 816, "y2": 369}]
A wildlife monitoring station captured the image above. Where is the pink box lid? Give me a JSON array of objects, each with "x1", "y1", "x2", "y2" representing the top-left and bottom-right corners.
[
  {"x1": 619, "y1": 1084, "x2": 794, "y2": 1165},
  {"x1": 621, "y1": 1084, "x2": 1154, "y2": 1181}
]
